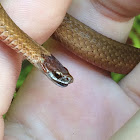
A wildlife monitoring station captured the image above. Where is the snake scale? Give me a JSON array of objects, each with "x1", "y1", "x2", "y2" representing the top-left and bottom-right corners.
[{"x1": 0, "y1": 3, "x2": 139, "y2": 87}]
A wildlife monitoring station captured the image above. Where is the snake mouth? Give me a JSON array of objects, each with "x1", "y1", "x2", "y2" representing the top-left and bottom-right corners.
[{"x1": 56, "y1": 82, "x2": 68, "y2": 87}]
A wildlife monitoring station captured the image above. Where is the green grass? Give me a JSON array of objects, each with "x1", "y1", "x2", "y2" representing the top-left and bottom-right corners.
[
  {"x1": 14, "y1": 61, "x2": 32, "y2": 98},
  {"x1": 16, "y1": 61, "x2": 32, "y2": 90}
]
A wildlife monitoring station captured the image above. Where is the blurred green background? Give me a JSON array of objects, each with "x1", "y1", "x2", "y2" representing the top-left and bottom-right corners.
[
  {"x1": 16, "y1": 15, "x2": 140, "y2": 94},
  {"x1": 111, "y1": 15, "x2": 140, "y2": 82}
]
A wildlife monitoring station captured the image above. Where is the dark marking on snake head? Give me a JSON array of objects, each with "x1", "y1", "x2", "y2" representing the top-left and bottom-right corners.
[{"x1": 40, "y1": 54, "x2": 73, "y2": 87}]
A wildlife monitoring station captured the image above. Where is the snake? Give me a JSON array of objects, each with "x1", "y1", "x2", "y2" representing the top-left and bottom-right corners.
[{"x1": 0, "y1": 3, "x2": 139, "y2": 87}]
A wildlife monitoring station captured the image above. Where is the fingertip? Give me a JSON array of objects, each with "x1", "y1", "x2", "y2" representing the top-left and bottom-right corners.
[
  {"x1": 0, "y1": 42, "x2": 22, "y2": 115},
  {"x1": 1, "y1": 0, "x2": 72, "y2": 44},
  {"x1": 119, "y1": 63, "x2": 140, "y2": 106},
  {"x1": 91, "y1": 0, "x2": 140, "y2": 21}
]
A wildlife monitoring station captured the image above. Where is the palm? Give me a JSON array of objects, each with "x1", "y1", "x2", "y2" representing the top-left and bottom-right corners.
[{"x1": 4, "y1": 40, "x2": 138, "y2": 139}]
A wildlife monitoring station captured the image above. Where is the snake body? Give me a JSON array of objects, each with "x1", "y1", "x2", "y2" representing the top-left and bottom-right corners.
[
  {"x1": 0, "y1": 3, "x2": 140, "y2": 86},
  {"x1": 53, "y1": 14, "x2": 140, "y2": 74},
  {"x1": 0, "y1": 4, "x2": 73, "y2": 87}
]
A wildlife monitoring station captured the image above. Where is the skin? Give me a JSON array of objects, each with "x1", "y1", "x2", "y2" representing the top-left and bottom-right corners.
[{"x1": 0, "y1": 0, "x2": 140, "y2": 140}]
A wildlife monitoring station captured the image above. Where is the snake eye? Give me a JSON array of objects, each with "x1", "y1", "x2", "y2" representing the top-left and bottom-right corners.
[{"x1": 53, "y1": 71, "x2": 62, "y2": 79}]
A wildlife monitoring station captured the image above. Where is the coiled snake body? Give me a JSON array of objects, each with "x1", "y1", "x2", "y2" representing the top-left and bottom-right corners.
[{"x1": 0, "y1": 3, "x2": 139, "y2": 87}]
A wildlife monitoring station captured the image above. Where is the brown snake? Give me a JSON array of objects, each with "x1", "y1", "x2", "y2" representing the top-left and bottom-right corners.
[{"x1": 0, "y1": 3, "x2": 140, "y2": 87}]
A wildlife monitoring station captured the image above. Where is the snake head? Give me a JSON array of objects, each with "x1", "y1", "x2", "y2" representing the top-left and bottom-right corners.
[{"x1": 40, "y1": 54, "x2": 73, "y2": 87}]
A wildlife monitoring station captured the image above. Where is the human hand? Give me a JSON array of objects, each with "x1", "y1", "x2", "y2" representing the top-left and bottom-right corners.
[{"x1": 0, "y1": 0, "x2": 140, "y2": 140}]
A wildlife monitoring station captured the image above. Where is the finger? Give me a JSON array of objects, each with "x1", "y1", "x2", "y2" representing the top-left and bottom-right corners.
[
  {"x1": 0, "y1": 42, "x2": 22, "y2": 140},
  {"x1": 119, "y1": 64, "x2": 140, "y2": 106},
  {"x1": 68, "y1": 0, "x2": 134, "y2": 43},
  {"x1": 0, "y1": 42, "x2": 22, "y2": 115},
  {"x1": 91, "y1": 0, "x2": 140, "y2": 21},
  {"x1": 0, "y1": 117, "x2": 4, "y2": 140},
  {"x1": 109, "y1": 110, "x2": 140, "y2": 140},
  {"x1": 0, "y1": 0, "x2": 24, "y2": 117},
  {"x1": 1, "y1": 0, "x2": 72, "y2": 44}
]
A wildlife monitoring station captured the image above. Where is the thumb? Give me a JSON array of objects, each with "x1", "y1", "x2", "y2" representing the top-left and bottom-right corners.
[
  {"x1": 68, "y1": 0, "x2": 138, "y2": 43},
  {"x1": 91, "y1": 0, "x2": 140, "y2": 21}
]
